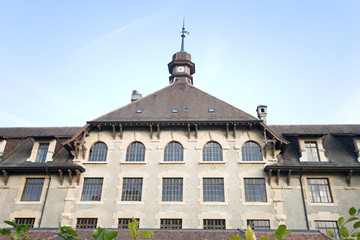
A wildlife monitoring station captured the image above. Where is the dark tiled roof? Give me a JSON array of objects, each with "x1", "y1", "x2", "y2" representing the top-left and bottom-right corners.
[
  {"x1": 0, "y1": 127, "x2": 81, "y2": 138},
  {"x1": 90, "y1": 79, "x2": 260, "y2": 123},
  {"x1": 269, "y1": 125, "x2": 360, "y2": 136},
  {"x1": 0, "y1": 229, "x2": 329, "y2": 240}
]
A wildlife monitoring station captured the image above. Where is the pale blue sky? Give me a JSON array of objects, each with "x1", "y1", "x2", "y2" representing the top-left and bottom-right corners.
[{"x1": 1, "y1": 1, "x2": 359, "y2": 127}]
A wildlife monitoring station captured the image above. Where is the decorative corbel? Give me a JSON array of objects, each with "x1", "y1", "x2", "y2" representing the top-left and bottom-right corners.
[
  {"x1": 157, "y1": 124, "x2": 160, "y2": 139},
  {"x1": 82, "y1": 144, "x2": 87, "y2": 159},
  {"x1": 68, "y1": 169, "x2": 73, "y2": 185},
  {"x1": 286, "y1": 170, "x2": 292, "y2": 186},
  {"x1": 2, "y1": 170, "x2": 9, "y2": 185},
  {"x1": 194, "y1": 124, "x2": 198, "y2": 139},
  {"x1": 347, "y1": 170, "x2": 353, "y2": 186},
  {"x1": 248, "y1": 124, "x2": 252, "y2": 130},
  {"x1": 119, "y1": 124, "x2": 123, "y2": 140},
  {"x1": 272, "y1": 142, "x2": 276, "y2": 158},
  {"x1": 97, "y1": 125, "x2": 102, "y2": 131},
  {"x1": 226, "y1": 124, "x2": 229, "y2": 139},
  {"x1": 74, "y1": 143, "x2": 79, "y2": 159},
  {"x1": 150, "y1": 124, "x2": 153, "y2": 139},
  {"x1": 58, "y1": 169, "x2": 64, "y2": 185},
  {"x1": 187, "y1": 124, "x2": 191, "y2": 139},
  {"x1": 276, "y1": 170, "x2": 280, "y2": 186},
  {"x1": 112, "y1": 125, "x2": 116, "y2": 140},
  {"x1": 75, "y1": 169, "x2": 81, "y2": 185},
  {"x1": 268, "y1": 169, "x2": 272, "y2": 186},
  {"x1": 233, "y1": 124, "x2": 237, "y2": 139}
]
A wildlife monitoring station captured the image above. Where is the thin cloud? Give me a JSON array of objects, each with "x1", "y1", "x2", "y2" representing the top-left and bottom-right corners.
[
  {"x1": 0, "y1": 110, "x2": 39, "y2": 127},
  {"x1": 70, "y1": 16, "x2": 153, "y2": 58}
]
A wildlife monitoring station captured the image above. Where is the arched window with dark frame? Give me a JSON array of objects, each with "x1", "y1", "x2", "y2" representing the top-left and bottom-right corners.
[
  {"x1": 164, "y1": 141, "x2": 183, "y2": 162},
  {"x1": 126, "y1": 142, "x2": 145, "y2": 162},
  {"x1": 203, "y1": 141, "x2": 223, "y2": 162},
  {"x1": 88, "y1": 142, "x2": 108, "y2": 162},
  {"x1": 242, "y1": 141, "x2": 263, "y2": 161}
]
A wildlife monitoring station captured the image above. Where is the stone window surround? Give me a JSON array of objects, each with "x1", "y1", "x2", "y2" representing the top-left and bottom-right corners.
[
  {"x1": 76, "y1": 173, "x2": 107, "y2": 205},
  {"x1": 197, "y1": 211, "x2": 231, "y2": 229},
  {"x1": 15, "y1": 175, "x2": 49, "y2": 204},
  {"x1": 112, "y1": 211, "x2": 145, "y2": 228},
  {"x1": 241, "y1": 211, "x2": 275, "y2": 229},
  {"x1": 0, "y1": 139, "x2": 6, "y2": 156},
  {"x1": 157, "y1": 170, "x2": 188, "y2": 205},
  {"x1": 238, "y1": 171, "x2": 271, "y2": 206},
  {"x1": 72, "y1": 211, "x2": 104, "y2": 228},
  {"x1": 9, "y1": 209, "x2": 41, "y2": 228},
  {"x1": 355, "y1": 138, "x2": 360, "y2": 162},
  {"x1": 116, "y1": 171, "x2": 148, "y2": 204},
  {"x1": 198, "y1": 171, "x2": 229, "y2": 205},
  {"x1": 302, "y1": 175, "x2": 339, "y2": 207},
  {"x1": 156, "y1": 211, "x2": 188, "y2": 229},
  {"x1": 308, "y1": 212, "x2": 341, "y2": 230},
  {"x1": 26, "y1": 140, "x2": 56, "y2": 163},
  {"x1": 299, "y1": 138, "x2": 327, "y2": 162}
]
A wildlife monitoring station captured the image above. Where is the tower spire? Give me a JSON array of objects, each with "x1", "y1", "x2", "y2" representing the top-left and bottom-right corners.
[{"x1": 180, "y1": 18, "x2": 189, "y2": 52}]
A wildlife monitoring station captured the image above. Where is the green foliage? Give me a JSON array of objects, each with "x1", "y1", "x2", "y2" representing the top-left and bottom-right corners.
[
  {"x1": 327, "y1": 206, "x2": 360, "y2": 240},
  {"x1": 57, "y1": 221, "x2": 79, "y2": 240},
  {"x1": 229, "y1": 224, "x2": 292, "y2": 240},
  {"x1": 0, "y1": 220, "x2": 32, "y2": 240},
  {"x1": 92, "y1": 227, "x2": 118, "y2": 240},
  {"x1": 128, "y1": 217, "x2": 154, "y2": 239}
]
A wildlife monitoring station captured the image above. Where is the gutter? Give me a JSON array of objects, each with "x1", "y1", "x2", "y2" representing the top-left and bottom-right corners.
[
  {"x1": 38, "y1": 166, "x2": 51, "y2": 228},
  {"x1": 299, "y1": 168, "x2": 310, "y2": 230}
]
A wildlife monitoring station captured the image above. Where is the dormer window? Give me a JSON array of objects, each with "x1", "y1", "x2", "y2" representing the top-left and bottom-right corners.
[
  {"x1": 305, "y1": 141, "x2": 320, "y2": 161},
  {"x1": 35, "y1": 143, "x2": 49, "y2": 162},
  {"x1": 136, "y1": 109, "x2": 143, "y2": 114},
  {"x1": 208, "y1": 108, "x2": 215, "y2": 113},
  {"x1": 171, "y1": 109, "x2": 178, "y2": 113}
]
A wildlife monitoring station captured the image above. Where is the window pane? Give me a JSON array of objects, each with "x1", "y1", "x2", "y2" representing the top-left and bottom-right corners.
[
  {"x1": 242, "y1": 141, "x2": 263, "y2": 161},
  {"x1": 203, "y1": 178, "x2": 224, "y2": 202},
  {"x1": 35, "y1": 143, "x2": 49, "y2": 162},
  {"x1": 305, "y1": 141, "x2": 320, "y2": 161},
  {"x1": 121, "y1": 178, "x2": 143, "y2": 201},
  {"x1": 164, "y1": 142, "x2": 183, "y2": 162},
  {"x1": 118, "y1": 218, "x2": 140, "y2": 229},
  {"x1": 315, "y1": 221, "x2": 339, "y2": 238},
  {"x1": 126, "y1": 142, "x2": 145, "y2": 162},
  {"x1": 162, "y1": 178, "x2": 183, "y2": 201},
  {"x1": 15, "y1": 218, "x2": 35, "y2": 228},
  {"x1": 21, "y1": 178, "x2": 45, "y2": 201},
  {"x1": 160, "y1": 219, "x2": 182, "y2": 229},
  {"x1": 307, "y1": 178, "x2": 333, "y2": 203},
  {"x1": 81, "y1": 178, "x2": 103, "y2": 201},
  {"x1": 247, "y1": 219, "x2": 270, "y2": 229},
  {"x1": 203, "y1": 219, "x2": 225, "y2": 229},
  {"x1": 76, "y1": 218, "x2": 97, "y2": 228},
  {"x1": 89, "y1": 142, "x2": 108, "y2": 162},
  {"x1": 244, "y1": 178, "x2": 267, "y2": 202},
  {"x1": 203, "y1": 142, "x2": 222, "y2": 161}
]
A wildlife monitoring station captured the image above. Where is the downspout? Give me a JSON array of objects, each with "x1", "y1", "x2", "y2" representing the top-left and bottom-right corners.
[
  {"x1": 38, "y1": 166, "x2": 51, "y2": 228},
  {"x1": 299, "y1": 167, "x2": 310, "y2": 230}
]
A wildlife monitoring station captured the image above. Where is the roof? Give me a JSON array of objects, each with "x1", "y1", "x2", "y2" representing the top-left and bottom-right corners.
[
  {"x1": 90, "y1": 79, "x2": 260, "y2": 124},
  {"x1": 0, "y1": 127, "x2": 81, "y2": 138}
]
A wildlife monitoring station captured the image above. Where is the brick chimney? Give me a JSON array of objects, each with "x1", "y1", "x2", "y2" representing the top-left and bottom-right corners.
[
  {"x1": 256, "y1": 105, "x2": 267, "y2": 124},
  {"x1": 131, "y1": 90, "x2": 142, "y2": 102}
]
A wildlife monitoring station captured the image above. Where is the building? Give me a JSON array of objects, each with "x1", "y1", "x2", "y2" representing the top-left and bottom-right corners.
[{"x1": 0, "y1": 27, "x2": 359, "y2": 238}]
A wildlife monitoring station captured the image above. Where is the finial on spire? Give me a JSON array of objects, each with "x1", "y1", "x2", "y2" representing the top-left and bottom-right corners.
[{"x1": 180, "y1": 18, "x2": 189, "y2": 52}]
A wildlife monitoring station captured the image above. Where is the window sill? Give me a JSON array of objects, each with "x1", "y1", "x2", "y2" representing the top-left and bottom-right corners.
[
  {"x1": 200, "y1": 201, "x2": 228, "y2": 206},
  {"x1": 239, "y1": 161, "x2": 266, "y2": 164},
  {"x1": 15, "y1": 201, "x2": 43, "y2": 205},
  {"x1": 241, "y1": 201, "x2": 271, "y2": 206},
  {"x1": 116, "y1": 201, "x2": 144, "y2": 205},
  {"x1": 160, "y1": 161, "x2": 185, "y2": 165},
  {"x1": 307, "y1": 202, "x2": 338, "y2": 207},
  {"x1": 83, "y1": 161, "x2": 109, "y2": 165},
  {"x1": 199, "y1": 161, "x2": 225, "y2": 165},
  {"x1": 121, "y1": 162, "x2": 147, "y2": 165},
  {"x1": 76, "y1": 201, "x2": 104, "y2": 205},
  {"x1": 159, "y1": 201, "x2": 186, "y2": 205}
]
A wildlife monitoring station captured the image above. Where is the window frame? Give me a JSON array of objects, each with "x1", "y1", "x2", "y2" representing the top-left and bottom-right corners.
[
  {"x1": 81, "y1": 178, "x2": 103, "y2": 201},
  {"x1": 203, "y1": 178, "x2": 224, "y2": 202},
  {"x1": 162, "y1": 178, "x2": 183, "y2": 202},
  {"x1": 305, "y1": 141, "x2": 320, "y2": 162},
  {"x1": 15, "y1": 218, "x2": 35, "y2": 228},
  {"x1": 160, "y1": 219, "x2": 182, "y2": 229},
  {"x1": 241, "y1": 141, "x2": 263, "y2": 162},
  {"x1": 203, "y1": 219, "x2": 226, "y2": 229},
  {"x1": 126, "y1": 142, "x2": 145, "y2": 162},
  {"x1": 202, "y1": 141, "x2": 223, "y2": 162},
  {"x1": 121, "y1": 178, "x2": 143, "y2": 202},
  {"x1": 118, "y1": 218, "x2": 140, "y2": 229},
  {"x1": 35, "y1": 143, "x2": 49, "y2": 163},
  {"x1": 21, "y1": 178, "x2": 45, "y2": 201},
  {"x1": 247, "y1": 219, "x2": 270, "y2": 229},
  {"x1": 164, "y1": 142, "x2": 184, "y2": 162},
  {"x1": 76, "y1": 218, "x2": 98, "y2": 229},
  {"x1": 244, "y1": 178, "x2": 267, "y2": 202},
  {"x1": 88, "y1": 142, "x2": 108, "y2": 162},
  {"x1": 307, "y1": 178, "x2": 333, "y2": 203},
  {"x1": 314, "y1": 221, "x2": 339, "y2": 238}
]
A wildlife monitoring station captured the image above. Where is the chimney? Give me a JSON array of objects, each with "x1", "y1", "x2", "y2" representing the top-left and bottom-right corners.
[
  {"x1": 131, "y1": 90, "x2": 142, "y2": 102},
  {"x1": 256, "y1": 105, "x2": 267, "y2": 124}
]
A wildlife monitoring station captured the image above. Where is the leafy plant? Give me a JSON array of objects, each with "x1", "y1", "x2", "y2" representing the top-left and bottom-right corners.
[
  {"x1": 0, "y1": 220, "x2": 32, "y2": 240},
  {"x1": 228, "y1": 224, "x2": 292, "y2": 240},
  {"x1": 327, "y1": 206, "x2": 360, "y2": 240},
  {"x1": 128, "y1": 217, "x2": 154, "y2": 239}
]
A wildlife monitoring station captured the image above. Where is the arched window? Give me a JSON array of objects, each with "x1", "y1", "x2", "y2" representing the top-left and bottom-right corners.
[
  {"x1": 164, "y1": 141, "x2": 183, "y2": 162},
  {"x1": 126, "y1": 142, "x2": 145, "y2": 162},
  {"x1": 88, "y1": 142, "x2": 108, "y2": 162},
  {"x1": 242, "y1": 141, "x2": 263, "y2": 161},
  {"x1": 203, "y1": 141, "x2": 223, "y2": 161}
]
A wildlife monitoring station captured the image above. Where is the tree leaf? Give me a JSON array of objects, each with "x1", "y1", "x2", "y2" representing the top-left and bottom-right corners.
[
  {"x1": 4, "y1": 220, "x2": 17, "y2": 228},
  {"x1": 13, "y1": 231, "x2": 21, "y2": 240},
  {"x1": 261, "y1": 236, "x2": 270, "y2": 240},
  {"x1": 282, "y1": 230, "x2": 292, "y2": 238},
  {"x1": 129, "y1": 221, "x2": 137, "y2": 239},
  {"x1": 349, "y1": 207, "x2": 357, "y2": 216},
  {"x1": 245, "y1": 226, "x2": 257, "y2": 240},
  {"x1": 348, "y1": 217, "x2": 359, "y2": 222},
  {"x1": 340, "y1": 226, "x2": 349, "y2": 238},
  {"x1": 139, "y1": 230, "x2": 154, "y2": 238},
  {"x1": 327, "y1": 230, "x2": 335, "y2": 238},
  {"x1": 338, "y1": 217, "x2": 345, "y2": 227},
  {"x1": 229, "y1": 236, "x2": 241, "y2": 240},
  {"x1": 354, "y1": 221, "x2": 360, "y2": 229},
  {"x1": 0, "y1": 228, "x2": 11, "y2": 236},
  {"x1": 104, "y1": 230, "x2": 118, "y2": 240},
  {"x1": 93, "y1": 227, "x2": 106, "y2": 240},
  {"x1": 277, "y1": 225, "x2": 286, "y2": 233}
]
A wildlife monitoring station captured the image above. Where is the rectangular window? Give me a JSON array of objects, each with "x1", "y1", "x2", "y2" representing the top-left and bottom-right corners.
[
  {"x1": 203, "y1": 219, "x2": 225, "y2": 229},
  {"x1": 35, "y1": 143, "x2": 49, "y2": 162},
  {"x1": 121, "y1": 178, "x2": 143, "y2": 201},
  {"x1": 247, "y1": 219, "x2": 270, "y2": 229},
  {"x1": 76, "y1": 218, "x2": 97, "y2": 228},
  {"x1": 305, "y1": 141, "x2": 320, "y2": 161},
  {"x1": 15, "y1": 218, "x2": 35, "y2": 228},
  {"x1": 160, "y1": 219, "x2": 182, "y2": 229},
  {"x1": 244, "y1": 178, "x2": 267, "y2": 202},
  {"x1": 162, "y1": 178, "x2": 183, "y2": 201},
  {"x1": 307, "y1": 178, "x2": 333, "y2": 203},
  {"x1": 81, "y1": 178, "x2": 103, "y2": 201},
  {"x1": 315, "y1": 221, "x2": 339, "y2": 238},
  {"x1": 203, "y1": 178, "x2": 224, "y2": 202},
  {"x1": 118, "y1": 218, "x2": 140, "y2": 229},
  {"x1": 21, "y1": 178, "x2": 44, "y2": 201}
]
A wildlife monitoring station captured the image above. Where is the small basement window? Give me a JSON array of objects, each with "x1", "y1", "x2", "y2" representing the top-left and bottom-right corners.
[
  {"x1": 136, "y1": 109, "x2": 143, "y2": 113},
  {"x1": 171, "y1": 109, "x2": 178, "y2": 113},
  {"x1": 208, "y1": 108, "x2": 215, "y2": 112}
]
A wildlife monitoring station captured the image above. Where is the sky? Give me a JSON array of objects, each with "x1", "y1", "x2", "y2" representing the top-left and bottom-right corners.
[{"x1": 1, "y1": 0, "x2": 359, "y2": 127}]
